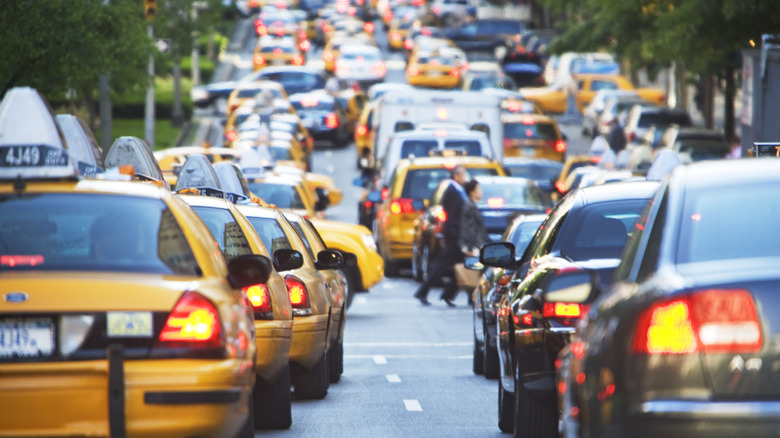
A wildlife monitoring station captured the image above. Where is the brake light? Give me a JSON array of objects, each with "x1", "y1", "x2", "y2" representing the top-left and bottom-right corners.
[
  {"x1": 356, "y1": 124, "x2": 368, "y2": 137},
  {"x1": 389, "y1": 198, "x2": 421, "y2": 215},
  {"x1": 364, "y1": 22, "x2": 375, "y2": 33},
  {"x1": 253, "y1": 55, "x2": 266, "y2": 67},
  {"x1": 1, "y1": 255, "x2": 44, "y2": 267},
  {"x1": 543, "y1": 302, "x2": 586, "y2": 318},
  {"x1": 632, "y1": 289, "x2": 762, "y2": 354},
  {"x1": 292, "y1": 55, "x2": 304, "y2": 66},
  {"x1": 503, "y1": 138, "x2": 515, "y2": 149},
  {"x1": 404, "y1": 39, "x2": 414, "y2": 50},
  {"x1": 300, "y1": 40, "x2": 310, "y2": 52},
  {"x1": 450, "y1": 68, "x2": 461, "y2": 78},
  {"x1": 325, "y1": 113, "x2": 338, "y2": 129},
  {"x1": 506, "y1": 101, "x2": 522, "y2": 112},
  {"x1": 513, "y1": 312, "x2": 533, "y2": 326},
  {"x1": 555, "y1": 181, "x2": 566, "y2": 193},
  {"x1": 371, "y1": 61, "x2": 387, "y2": 76},
  {"x1": 436, "y1": 210, "x2": 447, "y2": 222},
  {"x1": 381, "y1": 187, "x2": 389, "y2": 200},
  {"x1": 256, "y1": 24, "x2": 267, "y2": 35},
  {"x1": 225, "y1": 130, "x2": 237, "y2": 142},
  {"x1": 285, "y1": 276, "x2": 311, "y2": 316},
  {"x1": 323, "y1": 52, "x2": 335, "y2": 63},
  {"x1": 408, "y1": 65, "x2": 420, "y2": 76},
  {"x1": 159, "y1": 292, "x2": 222, "y2": 347},
  {"x1": 244, "y1": 284, "x2": 273, "y2": 320},
  {"x1": 554, "y1": 140, "x2": 566, "y2": 153}
]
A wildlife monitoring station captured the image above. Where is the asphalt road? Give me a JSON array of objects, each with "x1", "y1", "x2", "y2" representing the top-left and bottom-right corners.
[{"x1": 195, "y1": 16, "x2": 593, "y2": 436}]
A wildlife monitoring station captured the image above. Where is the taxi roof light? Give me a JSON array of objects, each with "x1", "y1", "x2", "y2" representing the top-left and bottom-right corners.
[{"x1": 174, "y1": 154, "x2": 225, "y2": 199}]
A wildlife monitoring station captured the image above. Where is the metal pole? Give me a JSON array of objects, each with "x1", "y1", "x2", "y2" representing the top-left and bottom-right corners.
[
  {"x1": 99, "y1": 74, "x2": 112, "y2": 150},
  {"x1": 192, "y1": 6, "x2": 200, "y2": 86},
  {"x1": 145, "y1": 24, "x2": 155, "y2": 147}
]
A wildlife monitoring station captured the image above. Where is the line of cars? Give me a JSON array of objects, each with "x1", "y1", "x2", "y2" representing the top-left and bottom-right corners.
[{"x1": 0, "y1": 86, "x2": 381, "y2": 436}]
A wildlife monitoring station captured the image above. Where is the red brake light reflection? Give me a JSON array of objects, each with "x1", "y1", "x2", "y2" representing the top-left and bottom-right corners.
[{"x1": 1, "y1": 255, "x2": 44, "y2": 267}]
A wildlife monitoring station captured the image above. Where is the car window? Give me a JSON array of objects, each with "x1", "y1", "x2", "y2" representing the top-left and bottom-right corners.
[
  {"x1": 591, "y1": 80, "x2": 618, "y2": 91},
  {"x1": 190, "y1": 206, "x2": 253, "y2": 261},
  {"x1": 507, "y1": 218, "x2": 545, "y2": 256},
  {"x1": 0, "y1": 194, "x2": 199, "y2": 275},
  {"x1": 561, "y1": 200, "x2": 646, "y2": 261},
  {"x1": 400, "y1": 140, "x2": 438, "y2": 157},
  {"x1": 290, "y1": 222, "x2": 316, "y2": 260},
  {"x1": 246, "y1": 216, "x2": 294, "y2": 254},
  {"x1": 444, "y1": 140, "x2": 482, "y2": 156},
  {"x1": 507, "y1": 164, "x2": 561, "y2": 182},
  {"x1": 268, "y1": 145, "x2": 294, "y2": 161},
  {"x1": 247, "y1": 182, "x2": 306, "y2": 210},
  {"x1": 504, "y1": 122, "x2": 558, "y2": 140},
  {"x1": 401, "y1": 168, "x2": 452, "y2": 200},
  {"x1": 639, "y1": 112, "x2": 692, "y2": 128},
  {"x1": 480, "y1": 183, "x2": 544, "y2": 207}
]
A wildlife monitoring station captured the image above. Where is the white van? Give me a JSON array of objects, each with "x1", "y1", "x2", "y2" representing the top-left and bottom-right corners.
[
  {"x1": 377, "y1": 129, "x2": 493, "y2": 186},
  {"x1": 373, "y1": 90, "x2": 503, "y2": 168}
]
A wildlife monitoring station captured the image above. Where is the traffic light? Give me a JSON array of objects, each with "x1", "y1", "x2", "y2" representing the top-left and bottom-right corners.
[{"x1": 144, "y1": 0, "x2": 157, "y2": 21}]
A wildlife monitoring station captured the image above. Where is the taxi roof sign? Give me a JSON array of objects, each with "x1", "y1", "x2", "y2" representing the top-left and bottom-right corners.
[
  {"x1": 239, "y1": 147, "x2": 274, "y2": 178},
  {"x1": 56, "y1": 114, "x2": 104, "y2": 177},
  {"x1": 104, "y1": 136, "x2": 169, "y2": 188},
  {"x1": 0, "y1": 87, "x2": 76, "y2": 180},
  {"x1": 174, "y1": 154, "x2": 224, "y2": 198},
  {"x1": 214, "y1": 161, "x2": 252, "y2": 204}
]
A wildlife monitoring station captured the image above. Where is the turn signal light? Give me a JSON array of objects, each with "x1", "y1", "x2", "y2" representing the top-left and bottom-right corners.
[{"x1": 159, "y1": 292, "x2": 222, "y2": 347}]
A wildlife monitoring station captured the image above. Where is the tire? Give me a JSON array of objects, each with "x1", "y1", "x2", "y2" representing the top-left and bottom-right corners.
[
  {"x1": 498, "y1": 377, "x2": 515, "y2": 433},
  {"x1": 340, "y1": 269, "x2": 356, "y2": 310},
  {"x1": 253, "y1": 365, "x2": 292, "y2": 430},
  {"x1": 483, "y1": 321, "x2": 500, "y2": 379},
  {"x1": 236, "y1": 395, "x2": 255, "y2": 437},
  {"x1": 473, "y1": 326, "x2": 484, "y2": 375},
  {"x1": 383, "y1": 251, "x2": 399, "y2": 278},
  {"x1": 513, "y1": 358, "x2": 558, "y2": 438},
  {"x1": 328, "y1": 339, "x2": 344, "y2": 383},
  {"x1": 294, "y1": 354, "x2": 329, "y2": 400}
]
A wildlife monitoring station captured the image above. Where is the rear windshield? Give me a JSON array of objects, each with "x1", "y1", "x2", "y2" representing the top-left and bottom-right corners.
[
  {"x1": 506, "y1": 164, "x2": 561, "y2": 182},
  {"x1": 478, "y1": 21, "x2": 523, "y2": 34},
  {"x1": 675, "y1": 139, "x2": 730, "y2": 162},
  {"x1": 245, "y1": 216, "x2": 294, "y2": 254},
  {"x1": 190, "y1": 206, "x2": 254, "y2": 261},
  {"x1": 504, "y1": 122, "x2": 557, "y2": 140},
  {"x1": 0, "y1": 194, "x2": 199, "y2": 275},
  {"x1": 291, "y1": 99, "x2": 334, "y2": 112},
  {"x1": 261, "y1": 45, "x2": 296, "y2": 54},
  {"x1": 247, "y1": 182, "x2": 305, "y2": 210},
  {"x1": 480, "y1": 183, "x2": 545, "y2": 207},
  {"x1": 638, "y1": 112, "x2": 692, "y2": 128},
  {"x1": 261, "y1": 72, "x2": 325, "y2": 93},
  {"x1": 444, "y1": 140, "x2": 482, "y2": 156},
  {"x1": 401, "y1": 167, "x2": 498, "y2": 200},
  {"x1": 562, "y1": 200, "x2": 646, "y2": 261}
]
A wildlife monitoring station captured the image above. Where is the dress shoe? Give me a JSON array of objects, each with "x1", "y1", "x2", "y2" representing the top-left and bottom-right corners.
[
  {"x1": 442, "y1": 297, "x2": 456, "y2": 308},
  {"x1": 414, "y1": 292, "x2": 431, "y2": 306}
]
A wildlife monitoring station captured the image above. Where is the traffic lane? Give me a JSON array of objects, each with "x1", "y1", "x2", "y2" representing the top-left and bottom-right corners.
[{"x1": 260, "y1": 276, "x2": 502, "y2": 438}]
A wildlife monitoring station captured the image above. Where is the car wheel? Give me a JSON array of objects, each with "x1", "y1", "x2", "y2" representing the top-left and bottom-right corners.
[
  {"x1": 339, "y1": 269, "x2": 356, "y2": 310},
  {"x1": 328, "y1": 338, "x2": 343, "y2": 383},
  {"x1": 473, "y1": 321, "x2": 484, "y2": 375},
  {"x1": 253, "y1": 365, "x2": 292, "y2": 430},
  {"x1": 513, "y1": 357, "x2": 558, "y2": 438},
  {"x1": 498, "y1": 377, "x2": 515, "y2": 433},
  {"x1": 294, "y1": 354, "x2": 329, "y2": 400},
  {"x1": 483, "y1": 320, "x2": 500, "y2": 379}
]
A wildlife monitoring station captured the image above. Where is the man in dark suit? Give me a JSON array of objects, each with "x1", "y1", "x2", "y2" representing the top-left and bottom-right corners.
[{"x1": 414, "y1": 164, "x2": 468, "y2": 307}]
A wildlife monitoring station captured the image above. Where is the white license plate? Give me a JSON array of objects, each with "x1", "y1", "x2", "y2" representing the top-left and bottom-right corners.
[
  {"x1": 522, "y1": 147, "x2": 537, "y2": 157},
  {"x1": 427, "y1": 71, "x2": 442, "y2": 77},
  {"x1": 0, "y1": 318, "x2": 54, "y2": 358},
  {"x1": 273, "y1": 59, "x2": 285, "y2": 65},
  {"x1": 107, "y1": 312, "x2": 153, "y2": 338}
]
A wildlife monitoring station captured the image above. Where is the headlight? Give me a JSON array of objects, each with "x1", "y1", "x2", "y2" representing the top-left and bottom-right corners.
[
  {"x1": 361, "y1": 233, "x2": 377, "y2": 252},
  {"x1": 190, "y1": 87, "x2": 208, "y2": 102}
]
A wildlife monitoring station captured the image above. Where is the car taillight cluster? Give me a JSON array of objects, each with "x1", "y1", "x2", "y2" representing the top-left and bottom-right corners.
[
  {"x1": 158, "y1": 291, "x2": 223, "y2": 348},
  {"x1": 256, "y1": 24, "x2": 267, "y2": 36},
  {"x1": 407, "y1": 65, "x2": 420, "y2": 76},
  {"x1": 372, "y1": 62, "x2": 387, "y2": 77},
  {"x1": 551, "y1": 139, "x2": 566, "y2": 153},
  {"x1": 356, "y1": 124, "x2": 368, "y2": 137},
  {"x1": 404, "y1": 40, "x2": 414, "y2": 50},
  {"x1": 292, "y1": 55, "x2": 304, "y2": 66},
  {"x1": 449, "y1": 69, "x2": 461, "y2": 78},
  {"x1": 389, "y1": 198, "x2": 421, "y2": 215},
  {"x1": 285, "y1": 276, "x2": 311, "y2": 316},
  {"x1": 543, "y1": 302, "x2": 588, "y2": 319},
  {"x1": 325, "y1": 113, "x2": 338, "y2": 129},
  {"x1": 632, "y1": 289, "x2": 762, "y2": 355},
  {"x1": 244, "y1": 283, "x2": 274, "y2": 320},
  {"x1": 253, "y1": 55, "x2": 266, "y2": 67}
]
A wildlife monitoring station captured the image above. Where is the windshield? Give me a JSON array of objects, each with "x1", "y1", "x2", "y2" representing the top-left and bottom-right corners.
[
  {"x1": 504, "y1": 122, "x2": 558, "y2": 140},
  {"x1": 0, "y1": 194, "x2": 199, "y2": 275},
  {"x1": 247, "y1": 182, "x2": 305, "y2": 209},
  {"x1": 401, "y1": 167, "x2": 498, "y2": 200}
]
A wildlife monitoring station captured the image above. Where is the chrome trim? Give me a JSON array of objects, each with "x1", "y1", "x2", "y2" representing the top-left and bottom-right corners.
[
  {"x1": 549, "y1": 327, "x2": 576, "y2": 334},
  {"x1": 640, "y1": 400, "x2": 780, "y2": 419}
]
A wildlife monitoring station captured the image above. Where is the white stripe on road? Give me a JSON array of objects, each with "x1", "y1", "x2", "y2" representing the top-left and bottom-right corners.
[
  {"x1": 347, "y1": 342, "x2": 471, "y2": 347},
  {"x1": 373, "y1": 355, "x2": 388, "y2": 364},
  {"x1": 386, "y1": 374, "x2": 401, "y2": 383},
  {"x1": 348, "y1": 354, "x2": 472, "y2": 360},
  {"x1": 404, "y1": 400, "x2": 423, "y2": 411}
]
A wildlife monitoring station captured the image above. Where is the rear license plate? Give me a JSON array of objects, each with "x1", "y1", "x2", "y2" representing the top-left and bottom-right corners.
[
  {"x1": 273, "y1": 59, "x2": 285, "y2": 65},
  {"x1": 428, "y1": 71, "x2": 442, "y2": 77},
  {"x1": 107, "y1": 312, "x2": 153, "y2": 338},
  {"x1": 522, "y1": 147, "x2": 537, "y2": 157},
  {"x1": 0, "y1": 318, "x2": 55, "y2": 358}
]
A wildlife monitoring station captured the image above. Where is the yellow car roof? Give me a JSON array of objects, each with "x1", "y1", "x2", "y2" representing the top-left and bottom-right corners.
[
  {"x1": 501, "y1": 113, "x2": 557, "y2": 124},
  {"x1": 396, "y1": 155, "x2": 501, "y2": 170}
]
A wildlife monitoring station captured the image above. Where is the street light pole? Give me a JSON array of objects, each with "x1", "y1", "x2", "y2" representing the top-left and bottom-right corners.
[{"x1": 145, "y1": 23, "x2": 155, "y2": 147}]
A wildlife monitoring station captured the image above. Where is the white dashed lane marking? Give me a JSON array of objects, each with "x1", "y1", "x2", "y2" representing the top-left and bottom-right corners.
[
  {"x1": 404, "y1": 400, "x2": 423, "y2": 411},
  {"x1": 373, "y1": 355, "x2": 388, "y2": 365},
  {"x1": 386, "y1": 374, "x2": 401, "y2": 383}
]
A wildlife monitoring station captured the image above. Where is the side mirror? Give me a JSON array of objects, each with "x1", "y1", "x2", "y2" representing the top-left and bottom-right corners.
[
  {"x1": 315, "y1": 249, "x2": 343, "y2": 270},
  {"x1": 464, "y1": 255, "x2": 483, "y2": 271},
  {"x1": 339, "y1": 251, "x2": 358, "y2": 267},
  {"x1": 543, "y1": 270, "x2": 597, "y2": 304},
  {"x1": 227, "y1": 254, "x2": 272, "y2": 289},
  {"x1": 480, "y1": 242, "x2": 515, "y2": 268},
  {"x1": 272, "y1": 249, "x2": 304, "y2": 272}
]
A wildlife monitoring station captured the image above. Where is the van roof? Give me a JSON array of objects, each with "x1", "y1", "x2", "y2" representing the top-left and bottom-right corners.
[{"x1": 380, "y1": 89, "x2": 500, "y2": 106}]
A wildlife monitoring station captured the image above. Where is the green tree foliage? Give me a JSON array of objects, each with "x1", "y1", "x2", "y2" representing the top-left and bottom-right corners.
[{"x1": 0, "y1": 0, "x2": 151, "y2": 98}]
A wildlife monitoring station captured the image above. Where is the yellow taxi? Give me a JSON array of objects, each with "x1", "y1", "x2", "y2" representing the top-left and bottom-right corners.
[
  {"x1": 388, "y1": 18, "x2": 414, "y2": 50},
  {"x1": 173, "y1": 156, "x2": 300, "y2": 429},
  {"x1": 501, "y1": 113, "x2": 567, "y2": 162},
  {"x1": 242, "y1": 169, "x2": 322, "y2": 219},
  {"x1": 322, "y1": 34, "x2": 375, "y2": 74},
  {"x1": 271, "y1": 112, "x2": 315, "y2": 160},
  {"x1": 354, "y1": 97, "x2": 380, "y2": 169},
  {"x1": 236, "y1": 205, "x2": 341, "y2": 399},
  {"x1": 0, "y1": 87, "x2": 265, "y2": 437},
  {"x1": 225, "y1": 80, "x2": 288, "y2": 118},
  {"x1": 406, "y1": 49, "x2": 463, "y2": 89},
  {"x1": 552, "y1": 154, "x2": 600, "y2": 202},
  {"x1": 252, "y1": 35, "x2": 305, "y2": 71},
  {"x1": 373, "y1": 156, "x2": 506, "y2": 276},
  {"x1": 283, "y1": 214, "x2": 348, "y2": 383},
  {"x1": 331, "y1": 85, "x2": 368, "y2": 137},
  {"x1": 309, "y1": 218, "x2": 384, "y2": 307}
]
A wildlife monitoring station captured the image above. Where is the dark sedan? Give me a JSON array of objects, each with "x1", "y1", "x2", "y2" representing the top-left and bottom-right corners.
[
  {"x1": 501, "y1": 157, "x2": 563, "y2": 197},
  {"x1": 288, "y1": 91, "x2": 350, "y2": 148},
  {"x1": 559, "y1": 158, "x2": 780, "y2": 438},
  {"x1": 444, "y1": 19, "x2": 525, "y2": 56},
  {"x1": 248, "y1": 66, "x2": 326, "y2": 96},
  {"x1": 480, "y1": 180, "x2": 659, "y2": 437}
]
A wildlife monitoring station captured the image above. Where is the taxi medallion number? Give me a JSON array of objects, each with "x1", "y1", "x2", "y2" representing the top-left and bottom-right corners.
[
  {"x1": 0, "y1": 318, "x2": 55, "y2": 358},
  {"x1": 1, "y1": 145, "x2": 68, "y2": 167}
]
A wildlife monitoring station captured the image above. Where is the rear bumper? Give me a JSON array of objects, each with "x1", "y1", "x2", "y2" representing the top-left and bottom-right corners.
[
  {"x1": 359, "y1": 249, "x2": 384, "y2": 290},
  {"x1": 289, "y1": 314, "x2": 329, "y2": 369},
  {"x1": 254, "y1": 319, "x2": 293, "y2": 384}
]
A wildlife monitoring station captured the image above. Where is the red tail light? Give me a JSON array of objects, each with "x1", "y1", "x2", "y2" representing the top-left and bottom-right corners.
[
  {"x1": 381, "y1": 187, "x2": 389, "y2": 200},
  {"x1": 407, "y1": 65, "x2": 420, "y2": 76},
  {"x1": 253, "y1": 55, "x2": 266, "y2": 67},
  {"x1": 300, "y1": 40, "x2": 310, "y2": 52},
  {"x1": 325, "y1": 113, "x2": 338, "y2": 129},
  {"x1": 292, "y1": 55, "x2": 304, "y2": 66},
  {"x1": 285, "y1": 276, "x2": 312, "y2": 316},
  {"x1": 628, "y1": 132, "x2": 636, "y2": 142},
  {"x1": 323, "y1": 52, "x2": 335, "y2": 63},
  {"x1": 389, "y1": 198, "x2": 422, "y2": 215},
  {"x1": 553, "y1": 140, "x2": 566, "y2": 153},
  {"x1": 371, "y1": 62, "x2": 387, "y2": 77},
  {"x1": 244, "y1": 284, "x2": 273, "y2": 320},
  {"x1": 450, "y1": 68, "x2": 461, "y2": 78},
  {"x1": 159, "y1": 292, "x2": 223, "y2": 347},
  {"x1": 356, "y1": 124, "x2": 368, "y2": 137},
  {"x1": 1, "y1": 255, "x2": 44, "y2": 266},
  {"x1": 436, "y1": 210, "x2": 447, "y2": 222},
  {"x1": 513, "y1": 312, "x2": 534, "y2": 326},
  {"x1": 503, "y1": 138, "x2": 515, "y2": 149},
  {"x1": 364, "y1": 22, "x2": 375, "y2": 33},
  {"x1": 404, "y1": 40, "x2": 414, "y2": 50},
  {"x1": 632, "y1": 289, "x2": 762, "y2": 355},
  {"x1": 256, "y1": 25, "x2": 267, "y2": 36},
  {"x1": 225, "y1": 130, "x2": 237, "y2": 142},
  {"x1": 555, "y1": 181, "x2": 566, "y2": 193},
  {"x1": 543, "y1": 302, "x2": 587, "y2": 318}
]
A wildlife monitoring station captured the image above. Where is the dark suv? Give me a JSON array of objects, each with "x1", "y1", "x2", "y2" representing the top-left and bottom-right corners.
[{"x1": 444, "y1": 19, "x2": 525, "y2": 57}]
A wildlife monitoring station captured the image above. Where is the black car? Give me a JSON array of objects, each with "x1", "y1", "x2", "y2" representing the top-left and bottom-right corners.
[
  {"x1": 501, "y1": 157, "x2": 563, "y2": 197},
  {"x1": 472, "y1": 213, "x2": 546, "y2": 379},
  {"x1": 480, "y1": 180, "x2": 659, "y2": 437},
  {"x1": 249, "y1": 66, "x2": 327, "y2": 96},
  {"x1": 559, "y1": 159, "x2": 780, "y2": 438},
  {"x1": 444, "y1": 19, "x2": 525, "y2": 55},
  {"x1": 288, "y1": 91, "x2": 350, "y2": 148}
]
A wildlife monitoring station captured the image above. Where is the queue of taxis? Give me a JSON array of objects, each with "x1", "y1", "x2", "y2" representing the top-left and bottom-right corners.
[{"x1": 0, "y1": 87, "x2": 267, "y2": 437}]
